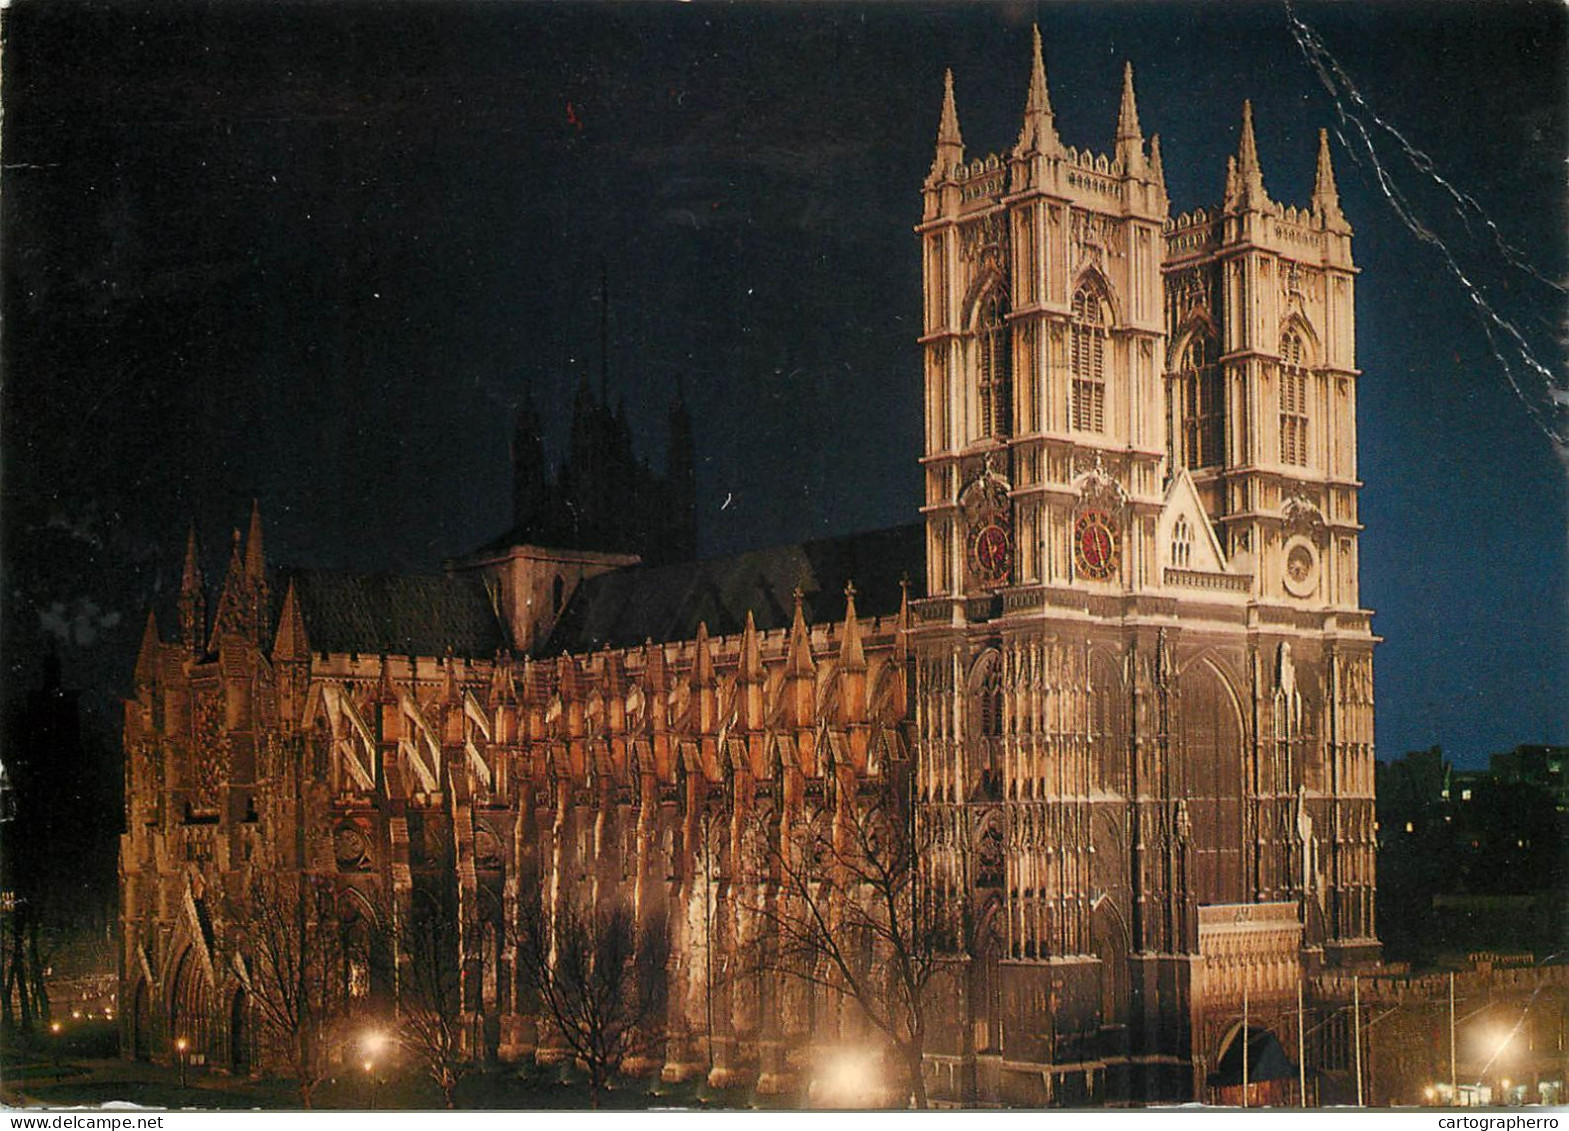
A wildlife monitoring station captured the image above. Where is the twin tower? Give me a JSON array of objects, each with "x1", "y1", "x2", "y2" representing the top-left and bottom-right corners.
[
  {"x1": 917, "y1": 27, "x2": 1360, "y2": 611},
  {"x1": 907, "y1": 30, "x2": 1377, "y2": 1103}
]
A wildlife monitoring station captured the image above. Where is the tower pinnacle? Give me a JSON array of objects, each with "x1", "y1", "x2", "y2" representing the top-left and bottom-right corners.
[
  {"x1": 1115, "y1": 62, "x2": 1146, "y2": 177},
  {"x1": 929, "y1": 69, "x2": 965, "y2": 182},
  {"x1": 243, "y1": 499, "x2": 265, "y2": 583},
  {"x1": 1313, "y1": 128, "x2": 1349, "y2": 232},
  {"x1": 178, "y1": 522, "x2": 204, "y2": 656},
  {"x1": 1227, "y1": 99, "x2": 1270, "y2": 211},
  {"x1": 1014, "y1": 26, "x2": 1061, "y2": 158}
]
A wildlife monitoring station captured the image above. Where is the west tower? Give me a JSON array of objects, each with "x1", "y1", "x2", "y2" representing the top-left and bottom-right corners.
[{"x1": 911, "y1": 30, "x2": 1378, "y2": 1105}]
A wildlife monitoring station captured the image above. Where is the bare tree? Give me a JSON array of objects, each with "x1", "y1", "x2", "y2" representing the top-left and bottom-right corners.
[
  {"x1": 230, "y1": 872, "x2": 347, "y2": 1108},
  {"x1": 391, "y1": 885, "x2": 474, "y2": 1108},
  {"x1": 514, "y1": 889, "x2": 669, "y2": 1109},
  {"x1": 748, "y1": 792, "x2": 950, "y2": 1109}
]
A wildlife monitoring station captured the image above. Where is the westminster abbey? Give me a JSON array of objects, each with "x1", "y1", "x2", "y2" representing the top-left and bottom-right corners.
[{"x1": 120, "y1": 30, "x2": 1378, "y2": 1106}]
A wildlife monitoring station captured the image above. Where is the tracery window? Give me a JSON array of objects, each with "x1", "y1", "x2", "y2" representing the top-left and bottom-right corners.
[
  {"x1": 1279, "y1": 329, "x2": 1310, "y2": 466},
  {"x1": 1180, "y1": 333, "x2": 1224, "y2": 468},
  {"x1": 1172, "y1": 515, "x2": 1193, "y2": 569},
  {"x1": 976, "y1": 286, "x2": 1011, "y2": 438},
  {"x1": 1070, "y1": 283, "x2": 1107, "y2": 432}
]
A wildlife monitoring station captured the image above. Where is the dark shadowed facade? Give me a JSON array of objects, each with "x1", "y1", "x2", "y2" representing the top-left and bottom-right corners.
[{"x1": 118, "y1": 33, "x2": 1378, "y2": 1106}]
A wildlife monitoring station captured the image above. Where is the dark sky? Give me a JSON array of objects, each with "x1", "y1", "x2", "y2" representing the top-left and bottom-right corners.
[{"x1": 2, "y1": 1, "x2": 1565, "y2": 770}]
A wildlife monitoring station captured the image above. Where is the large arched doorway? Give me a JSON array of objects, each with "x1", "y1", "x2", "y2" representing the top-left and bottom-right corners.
[
  {"x1": 1178, "y1": 660, "x2": 1246, "y2": 906},
  {"x1": 168, "y1": 947, "x2": 214, "y2": 1065},
  {"x1": 1207, "y1": 1024, "x2": 1297, "y2": 1107}
]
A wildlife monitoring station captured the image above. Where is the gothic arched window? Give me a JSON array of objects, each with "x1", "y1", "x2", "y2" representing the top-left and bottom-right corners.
[
  {"x1": 1172, "y1": 515, "x2": 1193, "y2": 569},
  {"x1": 1070, "y1": 283, "x2": 1108, "y2": 433},
  {"x1": 976, "y1": 285, "x2": 1011, "y2": 439},
  {"x1": 1279, "y1": 329, "x2": 1310, "y2": 466},
  {"x1": 1180, "y1": 333, "x2": 1224, "y2": 468}
]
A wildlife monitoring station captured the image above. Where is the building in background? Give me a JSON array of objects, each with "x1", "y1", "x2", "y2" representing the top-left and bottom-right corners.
[{"x1": 1377, "y1": 745, "x2": 1566, "y2": 966}]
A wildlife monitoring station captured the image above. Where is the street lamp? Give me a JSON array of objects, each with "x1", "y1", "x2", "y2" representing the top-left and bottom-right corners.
[
  {"x1": 362, "y1": 1031, "x2": 388, "y2": 1109},
  {"x1": 174, "y1": 1036, "x2": 189, "y2": 1088}
]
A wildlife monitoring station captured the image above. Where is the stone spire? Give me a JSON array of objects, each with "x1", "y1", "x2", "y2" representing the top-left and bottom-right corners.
[
  {"x1": 243, "y1": 499, "x2": 265, "y2": 582},
  {"x1": 243, "y1": 500, "x2": 270, "y2": 643},
  {"x1": 1312, "y1": 127, "x2": 1349, "y2": 232},
  {"x1": 1014, "y1": 26, "x2": 1060, "y2": 158},
  {"x1": 208, "y1": 528, "x2": 247, "y2": 652},
  {"x1": 694, "y1": 620, "x2": 716, "y2": 687},
  {"x1": 929, "y1": 69, "x2": 964, "y2": 183},
  {"x1": 1150, "y1": 133, "x2": 1167, "y2": 196},
  {"x1": 838, "y1": 582, "x2": 865, "y2": 672},
  {"x1": 739, "y1": 609, "x2": 764, "y2": 733},
  {"x1": 838, "y1": 582, "x2": 867, "y2": 738},
  {"x1": 1114, "y1": 62, "x2": 1146, "y2": 177},
  {"x1": 134, "y1": 608, "x2": 161, "y2": 689},
  {"x1": 740, "y1": 609, "x2": 764, "y2": 684},
  {"x1": 1226, "y1": 100, "x2": 1269, "y2": 211},
  {"x1": 177, "y1": 522, "x2": 204, "y2": 656},
  {"x1": 272, "y1": 578, "x2": 309, "y2": 662},
  {"x1": 786, "y1": 586, "x2": 814, "y2": 678}
]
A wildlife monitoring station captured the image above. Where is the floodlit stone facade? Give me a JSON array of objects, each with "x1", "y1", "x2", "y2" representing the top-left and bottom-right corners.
[
  {"x1": 909, "y1": 31, "x2": 1377, "y2": 1104},
  {"x1": 119, "y1": 29, "x2": 1378, "y2": 1106}
]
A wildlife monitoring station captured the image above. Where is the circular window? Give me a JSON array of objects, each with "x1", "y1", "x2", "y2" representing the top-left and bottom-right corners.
[{"x1": 1282, "y1": 536, "x2": 1319, "y2": 598}]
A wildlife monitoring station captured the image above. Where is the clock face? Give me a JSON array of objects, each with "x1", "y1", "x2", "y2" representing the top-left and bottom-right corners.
[
  {"x1": 1074, "y1": 509, "x2": 1119, "y2": 580},
  {"x1": 968, "y1": 520, "x2": 1012, "y2": 584}
]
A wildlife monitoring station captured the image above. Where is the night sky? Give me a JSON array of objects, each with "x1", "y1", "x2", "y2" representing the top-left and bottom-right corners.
[{"x1": 2, "y1": 1, "x2": 1564, "y2": 770}]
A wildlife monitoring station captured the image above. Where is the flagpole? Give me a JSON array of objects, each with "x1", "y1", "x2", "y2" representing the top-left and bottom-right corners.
[
  {"x1": 1242, "y1": 983, "x2": 1250, "y2": 1108},
  {"x1": 1353, "y1": 974, "x2": 1364, "y2": 1107},
  {"x1": 1299, "y1": 976, "x2": 1308, "y2": 1107},
  {"x1": 1449, "y1": 971, "x2": 1457, "y2": 1104}
]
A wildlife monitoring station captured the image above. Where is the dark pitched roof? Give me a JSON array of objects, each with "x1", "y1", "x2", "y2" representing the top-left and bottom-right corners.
[
  {"x1": 276, "y1": 568, "x2": 510, "y2": 659},
  {"x1": 541, "y1": 524, "x2": 924, "y2": 656}
]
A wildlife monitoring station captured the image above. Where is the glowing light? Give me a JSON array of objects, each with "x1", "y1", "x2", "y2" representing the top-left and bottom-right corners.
[
  {"x1": 363, "y1": 1060, "x2": 375, "y2": 1075},
  {"x1": 363, "y1": 1030, "x2": 388, "y2": 1057},
  {"x1": 49, "y1": 1021, "x2": 62, "y2": 1034},
  {"x1": 175, "y1": 1037, "x2": 189, "y2": 1053},
  {"x1": 1424, "y1": 1086, "x2": 1436, "y2": 1102},
  {"x1": 812, "y1": 1045, "x2": 884, "y2": 1108}
]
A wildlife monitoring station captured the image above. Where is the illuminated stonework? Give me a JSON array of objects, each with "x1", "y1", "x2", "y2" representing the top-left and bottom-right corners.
[
  {"x1": 118, "y1": 27, "x2": 1378, "y2": 1107},
  {"x1": 912, "y1": 28, "x2": 1376, "y2": 1104}
]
